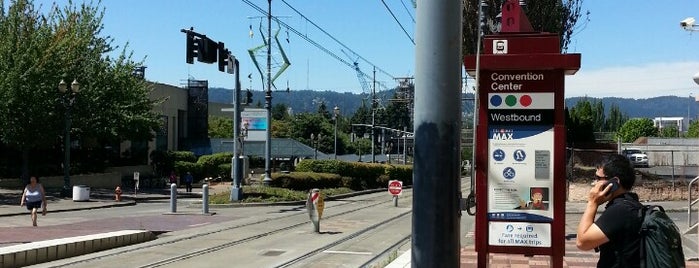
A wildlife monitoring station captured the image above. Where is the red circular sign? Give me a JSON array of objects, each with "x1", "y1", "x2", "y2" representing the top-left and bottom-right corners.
[{"x1": 388, "y1": 180, "x2": 403, "y2": 195}]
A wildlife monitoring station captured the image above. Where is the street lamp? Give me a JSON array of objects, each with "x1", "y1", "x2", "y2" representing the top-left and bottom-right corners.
[
  {"x1": 58, "y1": 79, "x2": 80, "y2": 197},
  {"x1": 310, "y1": 133, "x2": 322, "y2": 160},
  {"x1": 333, "y1": 106, "x2": 340, "y2": 160}
]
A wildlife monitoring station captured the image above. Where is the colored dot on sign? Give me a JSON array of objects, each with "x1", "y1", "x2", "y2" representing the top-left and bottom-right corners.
[
  {"x1": 505, "y1": 95, "x2": 517, "y2": 107},
  {"x1": 490, "y1": 95, "x2": 502, "y2": 106},
  {"x1": 520, "y1": 95, "x2": 532, "y2": 107}
]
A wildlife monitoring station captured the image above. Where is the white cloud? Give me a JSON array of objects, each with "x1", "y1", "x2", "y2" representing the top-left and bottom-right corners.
[{"x1": 565, "y1": 61, "x2": 699, "y2": 99}]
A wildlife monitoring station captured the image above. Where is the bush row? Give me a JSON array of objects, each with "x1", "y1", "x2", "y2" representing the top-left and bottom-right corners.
[{"x1": 293, "y1": 159, "x2": 412, "y2": 190}]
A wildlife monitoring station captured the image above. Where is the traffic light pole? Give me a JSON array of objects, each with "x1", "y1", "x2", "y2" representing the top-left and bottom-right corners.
[
  {"x1": 181, "y1": 27, "x2": 244, "y2": 201},
  {"x1": 230, "y1": 57, "x2": 244, "y2": 201}
]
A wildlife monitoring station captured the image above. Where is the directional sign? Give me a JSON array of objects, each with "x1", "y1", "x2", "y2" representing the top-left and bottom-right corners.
[{"x1": 388, "y1": 180, "x2": 403, "y2": 196}]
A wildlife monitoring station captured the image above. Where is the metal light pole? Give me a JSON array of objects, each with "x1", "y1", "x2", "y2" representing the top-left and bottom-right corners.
[
  {"x1": 262, "y1": 0, "x2": 274, "y2": 186},
  {"x1": 413, "y1": 0, "x2": 462, "y2": 265},
  {"x1": 311, "y1": 133, "x2": 322, "y2": 160},
  {"x1": 58, "y1": 79, "x2": 80, "y2": 198},
  {"x1": 333, "y1": 106, "x2": 340, "y2": 160}
]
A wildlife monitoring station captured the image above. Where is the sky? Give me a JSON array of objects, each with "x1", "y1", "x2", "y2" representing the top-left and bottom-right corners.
[{"x1": 4, "y1": 0, "x2": 699, "y2": 100}]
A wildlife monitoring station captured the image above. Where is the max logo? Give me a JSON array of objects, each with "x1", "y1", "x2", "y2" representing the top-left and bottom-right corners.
[{"x1": 492, "y1": 129, "x2": 514, "y2": 140}]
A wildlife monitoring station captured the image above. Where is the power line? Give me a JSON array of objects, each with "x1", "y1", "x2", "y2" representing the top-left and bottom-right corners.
[
  {"x1": 242, "y1": 0, "x2": 391, "y2": 90},
  {"x1": 400, "y1": 0, "x2": 415, "y2": 23},
  {"x1": 279, "y1": 0, "x2": 396, "y2": 80},
  {"x1": 380, "y1": 0, "x2": 415, "y2": 45}
]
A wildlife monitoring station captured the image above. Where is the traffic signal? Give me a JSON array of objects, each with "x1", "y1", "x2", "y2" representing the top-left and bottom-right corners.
[
  {"x1": 197, "y1": 36, "x2": 218, "y2": 64},
  {"x1": 218, "y1": 42, "x2": 227, "y2": 72},
  {"x1": 244, "y1": 90, "x2": 253, "y2": 104},
  {"x1": 185, "y1": 32, "x2": 197, "y2": 64}
]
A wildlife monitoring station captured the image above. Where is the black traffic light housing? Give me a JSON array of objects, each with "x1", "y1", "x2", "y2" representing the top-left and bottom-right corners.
[
  {"x1": 185, "y1": 32, "x2": 197, "y2": 64},
  {"x1": 197, "y1": 37, "x2": 218, "y2": 64},
  {"x1": 218, "y1": 42, "x2": 228, "y2": 72},
  {"x1": 244, "y1": 90, "x2": 253, "y2": 104}
]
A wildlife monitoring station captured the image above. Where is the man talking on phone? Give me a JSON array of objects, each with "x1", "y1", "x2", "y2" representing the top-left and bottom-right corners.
[{"x1": 576, "y1": 154, "x2": 642, "y2": 267}]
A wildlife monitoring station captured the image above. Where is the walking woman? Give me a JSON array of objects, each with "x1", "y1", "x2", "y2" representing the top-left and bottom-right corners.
[{"x1": 20, "y1": 176, "x2": 47, "y2": 226}]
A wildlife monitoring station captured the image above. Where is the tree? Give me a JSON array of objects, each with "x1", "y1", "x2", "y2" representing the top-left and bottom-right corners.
[
  {"x1": 208, "y1": 116, "x2": 232, "y2": 138},
  {"x1": 616, "y1": 118, "x2": 657, "y2": 143},
  {"x1": 592, "y1": 100, "x2": 605, "y2": 132},
  {"x1": 658, "y1": 126, "x2": 679, "y2": 138},
  {"x1": 0, "y1": 0, "x2": 160, "y2": 175},
  {"x1": 271, "y1": 103, "x2": 291, "y2": 121},
  {"x1": 688, "y1": 121, "x2": 699, "y2": 138},
  {"x1": 567, "y1": 98, "x2": 595, "y2": 143},
  {"x1": 605, "y1": 103, "x2": 627, "y2": 132},
  {"x1": 462, "y1": 0, "x2": 588, "y2": 55}
]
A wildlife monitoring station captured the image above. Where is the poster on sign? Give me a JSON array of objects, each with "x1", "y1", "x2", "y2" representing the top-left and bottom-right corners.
[{"x1": 487, "y1": 125, "x2": 554, "y2": 222}]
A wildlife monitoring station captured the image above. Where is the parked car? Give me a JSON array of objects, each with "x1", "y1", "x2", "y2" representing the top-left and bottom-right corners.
[{"x1": 622, "y1": 148, "x2": 649, "y2": 167}]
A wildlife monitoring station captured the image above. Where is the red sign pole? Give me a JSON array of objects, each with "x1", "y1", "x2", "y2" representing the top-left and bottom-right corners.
[{"x1": 464, "y1": 1, "x2": 580, "y2": 267}]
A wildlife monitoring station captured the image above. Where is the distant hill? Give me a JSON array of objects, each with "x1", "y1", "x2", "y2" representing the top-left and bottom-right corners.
[
  {"x1": 209, "y1": 87, "x2": 696, "y2": 119},
  {"x1": 565, "y1": 96, "x2": 697, "y2": 119}
]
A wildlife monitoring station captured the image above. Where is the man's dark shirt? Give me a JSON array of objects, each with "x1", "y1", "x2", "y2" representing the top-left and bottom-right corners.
[{"x1": 595, "y1": 192, "x2": 643, "y2": 268}]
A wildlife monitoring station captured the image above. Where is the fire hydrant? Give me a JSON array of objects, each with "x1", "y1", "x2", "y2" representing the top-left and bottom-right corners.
[{"x1": 115, "y1": 186, "x2": 123, "y2": 202}]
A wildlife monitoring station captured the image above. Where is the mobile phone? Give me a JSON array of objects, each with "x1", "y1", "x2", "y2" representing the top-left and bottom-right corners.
[{"x1": 603, "y1": 178, "x2": 620, "y2": 196}]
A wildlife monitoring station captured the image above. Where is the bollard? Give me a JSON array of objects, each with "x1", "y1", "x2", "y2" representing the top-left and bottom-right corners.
[
  {"x1": 202, "y1": 184, "x2": 209, "y2": 214},
  {"x1": 393, "y1": 195, "x2": 398, "y2": 207},
  {"x1": 306, "y1": 188, "x2": 324, "y2": 233},
  {"x1": 170, "y1": 183, "x2": 177, "y2": 213}
]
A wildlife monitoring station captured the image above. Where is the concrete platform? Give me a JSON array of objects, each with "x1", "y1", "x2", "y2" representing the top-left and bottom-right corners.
[{"x1": 0, "y1": 230, "x2": 155, "y2": 268}]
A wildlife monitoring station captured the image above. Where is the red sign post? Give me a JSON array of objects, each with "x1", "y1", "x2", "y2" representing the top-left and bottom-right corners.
[
  {"x1": 464, "y1": 1, "x2": 580, "y2": 268},
  {"x1": 388, "y1": 180, "x2": 403, "y2": 196}
]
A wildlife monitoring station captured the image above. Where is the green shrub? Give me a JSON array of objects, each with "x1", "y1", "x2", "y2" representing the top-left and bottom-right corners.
[
  {"x1": 295, "y1": 159, "x2": 413, "y2": 190},
  {"x1": 384, "y1": 164, "x2": 413, "y2": 185},
  {"x1": 198, "y1": 152, "x2": 233, "y2": 178},
  {"x1": 174, "y1": 161, "x2": 202, "y2": 181},
  {"x1": 172, "y1": 151, "x2": 197, "y2": 162},
  {"x1": 270, "y1": 172, "x2": 342, "y2": 191}
]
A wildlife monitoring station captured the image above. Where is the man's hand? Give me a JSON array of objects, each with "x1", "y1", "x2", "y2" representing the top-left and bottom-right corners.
[
  {"x1": 588, "y1": 180, "x2": 613, "y2": 206},
  {"x1": 20, "y1": 202, "x2": 24, "y2": 207}
]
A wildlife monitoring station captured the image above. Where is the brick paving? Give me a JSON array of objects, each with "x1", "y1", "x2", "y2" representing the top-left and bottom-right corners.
[{"x1": 458, "y1": 241, "x2": 699, "y2": 267}]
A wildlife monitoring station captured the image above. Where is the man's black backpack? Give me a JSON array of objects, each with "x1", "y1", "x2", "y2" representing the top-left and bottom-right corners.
[{"x1": 635, "y1": 203, "x2": 686, "y2": 268}]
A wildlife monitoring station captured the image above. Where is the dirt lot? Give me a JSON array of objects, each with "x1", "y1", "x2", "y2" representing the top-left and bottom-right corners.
[{"x1": 567, "y1": 167, "x2": 697, "y2": 202}]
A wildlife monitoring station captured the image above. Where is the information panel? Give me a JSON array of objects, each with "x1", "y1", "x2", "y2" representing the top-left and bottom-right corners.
[{"x1": 487, "y1": 126, "x2": 554, "y2": 222}]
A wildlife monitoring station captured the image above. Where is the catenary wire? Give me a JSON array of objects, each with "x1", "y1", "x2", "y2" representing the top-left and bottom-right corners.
[
  {"x1": 279, "y1": 0, "x2": 396, "y2": 80},
  {"x1": 380, "y1": 0, "x2": 415, "y2": 45},
  {"x1": 242, "y1": 0, "x2": 391, "y2": 90}
]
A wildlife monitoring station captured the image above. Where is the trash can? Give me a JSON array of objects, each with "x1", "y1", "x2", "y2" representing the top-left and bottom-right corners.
[{"x1": 72, "y1": 185, "x2": 90, "y2": 201}]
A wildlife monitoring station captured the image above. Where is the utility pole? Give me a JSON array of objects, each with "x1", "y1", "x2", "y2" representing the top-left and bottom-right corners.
[
  {"x1": 262, "y1": 0, "x2": 273, "y2": 185},
  {"x1": 413, "y1": 0, "x2": 462, "y2": 266},
  {"x1": 372, "y1": 66, "x2": 376, "y2": 163}
]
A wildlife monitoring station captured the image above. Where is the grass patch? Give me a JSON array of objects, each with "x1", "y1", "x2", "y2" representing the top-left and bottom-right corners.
[{"x1": 209, "y1": 186, "x2": 353, "y2": 204}]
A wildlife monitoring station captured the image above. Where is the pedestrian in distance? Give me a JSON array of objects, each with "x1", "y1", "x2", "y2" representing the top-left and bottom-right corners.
[
  {"x1": 576, "y1": 154, "x2": 642, "y2": 267},
  {"x1": 184, "y1": 172, "x2": 193, "y2": 193},
  {"x1": 20, "y1": 176, "x2": 47, "y2": 227},
  {"x1": 169, "y1": 171, "x2": 177, "y2": 186}
]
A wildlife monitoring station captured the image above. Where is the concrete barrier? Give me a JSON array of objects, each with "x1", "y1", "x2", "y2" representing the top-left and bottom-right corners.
[{"x1": 0, "y1": 230, "x2": 155, "y2": 268}]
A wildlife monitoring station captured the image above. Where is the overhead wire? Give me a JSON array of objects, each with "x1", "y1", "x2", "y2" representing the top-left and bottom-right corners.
[
  {"x1": 242, "y1": 0, "x2": 391, "y2": 90},
  {"x1": 279, "y1": 0, "x2": 396, "y2": 80},
  {"x1": 399, "y1": 0, "x2": 415, "y2": 23},
  {"x1": 380, "y1": 0, "x2": 415, "y2": 45}
]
